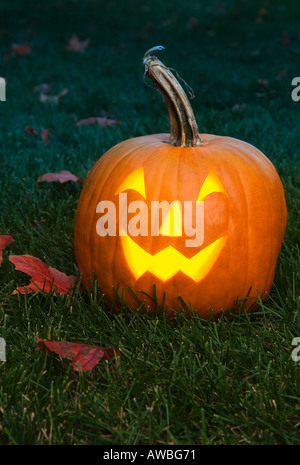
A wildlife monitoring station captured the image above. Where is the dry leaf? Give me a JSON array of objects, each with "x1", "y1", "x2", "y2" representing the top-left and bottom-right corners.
[
  {"x1": 76, "y1": 116, "x2": 120, "y2": 127},
  {"x1": 11, "y1": 43, "x2": 31, "y2": 56},
  {"x1": 0, "y1": 235, "x2": 14, "y2": 266},
  {"x1": 34, "y1": 83, "x2": 52, "y2": 95},
  {"x1": 25, "y1": 127, "x2": 50, "y2": 144},
  {"x1": 258, "y1": 8, "x2": 268, "y2": 16},
  {"x1": 37, "y1": 170, "x2": 84, "y2": 183},
  {"x1": 41, "y1": 129, "x2": 50, "y2": 145},
  {"x1": 257, "y1": 78, "x2": 269, "y2": 87},
  {"x1": 231, "y1": 103, "x2": 247, "y2": 112},
  {"x1": 36, "y1": 338, "x2": 120, "y2": 371},
  {"x1": 279, "y1": 33, "x2": 290, "y2": 45},
  {"x1": 66, "y1": 34, "x2": 90, "y2": 53},
  {"x1": 39, "y1": 88, "x2": 69, "y2": 105},
  {"x1": 185, "y1": 17, "x2": 199, "y2": 31},
  {"x1": 9, "y1": 255, "x2": 77, "y2": 295},
  {"x1": 25, "y1": 126, "x2": 38, "y2": 138},
  {"x1": 277, "y1": 69, "x2": 287, "y2": 79}
]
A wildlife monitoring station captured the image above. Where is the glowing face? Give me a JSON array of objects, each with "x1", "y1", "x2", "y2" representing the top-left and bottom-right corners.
[{"x1": 116, "y1": 167, "x2": 228, "y2": 282}]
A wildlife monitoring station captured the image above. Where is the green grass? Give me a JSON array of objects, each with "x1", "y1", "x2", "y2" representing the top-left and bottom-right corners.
[{"x1": 0, "y1": 0, "x2": 299, "y2": 445}]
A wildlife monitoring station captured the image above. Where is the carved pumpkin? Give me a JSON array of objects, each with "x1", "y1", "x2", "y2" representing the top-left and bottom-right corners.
[{"x1": 74, "y1": 47, "x2": 287, "y2": 318}]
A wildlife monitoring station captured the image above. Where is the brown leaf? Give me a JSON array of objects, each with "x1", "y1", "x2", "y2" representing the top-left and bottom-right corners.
[
  {"x1": 76, "y1": 116, "x2": 120, "y2": 127},
  {"x1": 0, "y1": 235, "x2": 14, "y2": 266},
  {"x1": 258, "y1": 8, "x2": 268, "y2": 16},
  {"x1": 41, "y1": 129, "x2": 50, "y2": 145},
  {"x1": 37, "y1": 170, "x2": 84, "y2": 184},
  {"x1": 185, "y1": 17, "x2": 199, "y2": 31},
  {"x1": 39, "y1": 88, "x2": 69, "y2": 105},
  {"x1": 25, "y1": 127, "x2": 50, "y2": 144},
  {"x1": 11, "y1": 43, "x2": 31, "y2": 56},
  {"x1": 66, "y1": 34, "x2": 90, "y2": 53},
  {"x1": 34, "y1": 83, "x2": 52, "y2": 95},
  {"x1": 36, "y1": 338, "x2": 120, "y2": 371},
  {"x1": 231, "y1": 103, "x2": 247, "y2": 112},
  {"x1": 257, "y1": 78, "x2": 269, "y2": 87},
  {"x1": 9, "y1": 255, "x2": 77, "y2": 295},
  {"x1": 279, "y1": 33, "x2": 290, "y2": 45},
  {"x1": 25, "y1": 126, "x2": 38, "y2": 138}
]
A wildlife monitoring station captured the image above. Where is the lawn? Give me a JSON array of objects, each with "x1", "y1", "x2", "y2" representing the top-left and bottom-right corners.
[{"x1": 0, "y1": 0, "x2": 299, "y2": 445}]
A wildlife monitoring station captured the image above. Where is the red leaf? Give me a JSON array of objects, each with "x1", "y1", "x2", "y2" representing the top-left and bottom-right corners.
[
  {"x1": 36, "y1": 338, "x2": 120, "y2": 371},
  {"x1": 0, "y1": 235, "x2": 14, "y2": 266},
  {"x1": 37, "y1": 170, "x2": 84, "y2": 183},
  {"x1": 66, "y1": 34, "x2": 90, "y2": 53},
  {"x1": 76, "y1": 117, "x2": 120, "y2": 127},
  {"x1": 41, "y1": 129, "x2": 50, "y2": 145},
  {"x1": 9, "y1": 255, "x2": 77, "y2": 295},
  {"x1": 39, "y1": 88, "x2": 69, "y2": 105},
  {"x1": 25, "y1": 126, "x2": 38, "y2": 138},
  {"x1": 25, "y1": 127, "x2": 50, "y2": 144},
  {"x1": 185, "y1": 16, "x2": 199, "y2": 31},
  {"x1": 11, "y1": 43, "x2": 31, "y2": 56},
  {"x1": 34, "y1": 83, "x2": 52, "y2": 95},
  {"x1": 277, "y1": 69, "x2": 287, "y2": 79},
  {"x1": 258, "y1": 8, "x2": 268, "y2": 16},
  {"x1": 257, "y1": 78, "x2": 269, "y2": 87},
  {"x1": 279, "y1": 33, "x2": 290, "y2": 45}
]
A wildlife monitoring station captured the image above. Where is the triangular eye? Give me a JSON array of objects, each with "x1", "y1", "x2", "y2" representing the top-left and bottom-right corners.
[
  {"x1": 116, "y1": 167, "x2": 146, "y2": 198},
  {"x1": 197, "y1": 171, "x2": 227, "y2": 202}
]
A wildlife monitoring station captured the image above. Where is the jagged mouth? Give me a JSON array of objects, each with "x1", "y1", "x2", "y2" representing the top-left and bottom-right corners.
[{"x1": 120, "y1": 233, "x2": 227, "y2": 282}]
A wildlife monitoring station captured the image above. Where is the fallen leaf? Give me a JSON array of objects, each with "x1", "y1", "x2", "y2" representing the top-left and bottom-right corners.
[
  {"x1": 231, "y1": 103, "x2": 247, "y2": 112},
  {"x1": 39, "y1": 88, "x2": 69, "y2": 105},
  {"x1": 9, "y1": 255, "x2": 77, "y2": 295},
  {"x1": 36, "y1": 338, "x2": 120, "y2": 371},
  {"x1": 66, "y1": 34, "x2": 90, "y2": 53},
  {"x1": 185, "y1": 17, "x2": 199, "y2": 31},
  {"x1": 159, "y1": 14, "x2": 176, "y2": 28},
  {"x1": 41, "y1": 129, "x2": 50, "y2": 145},
  {"x1": 279, "y1": 33, "x2": 290, "y2": 45},
  {"x1": 37, "y1": 170, "x2": 84, "y2": 183},
  {"x1": 0, "y1": 235, "x2": 14, "y2": 266},
  {"x1": 25, "y1": 127, "x2": 50, "y2": 144},
  {"x1": 56, "y1": 88, "x2": 69, "y2": 98},
  {"x1": 258, "y1": 8, "x2": 268, "y2": 16},
  {"x1": 25, "y1": 126, "x2": 38, "y2": 138},
  {"x1": 257, "y1": 78, "x2": 269, "y2": 87},
  {"x1": 76, "y1": 116, "x2": 120, "y2": 127},
  {"x1": 34, "y1": 83, "x2": 52, "y2": 95},
  {"x1": 11, "y1": 43, "x2": 31, "y2": 56},
  {"x1": 277, "y1": 69, "x2": 287, "y2": 79}
]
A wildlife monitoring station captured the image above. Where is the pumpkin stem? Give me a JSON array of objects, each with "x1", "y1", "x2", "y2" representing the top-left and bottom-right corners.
[{"x1": 143, "y1": 46, "x2": 203, "y2": 147}]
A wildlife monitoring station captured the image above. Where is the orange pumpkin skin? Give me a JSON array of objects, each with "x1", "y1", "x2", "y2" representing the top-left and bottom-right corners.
[{"x1": 74, "y1": 132, "x2": 287, "y2": 319}]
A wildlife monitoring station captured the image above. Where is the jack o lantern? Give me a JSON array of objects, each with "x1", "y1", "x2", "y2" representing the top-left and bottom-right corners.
[{"x1": 74, "y1": 46, "x2": 287, "y2": 319}]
